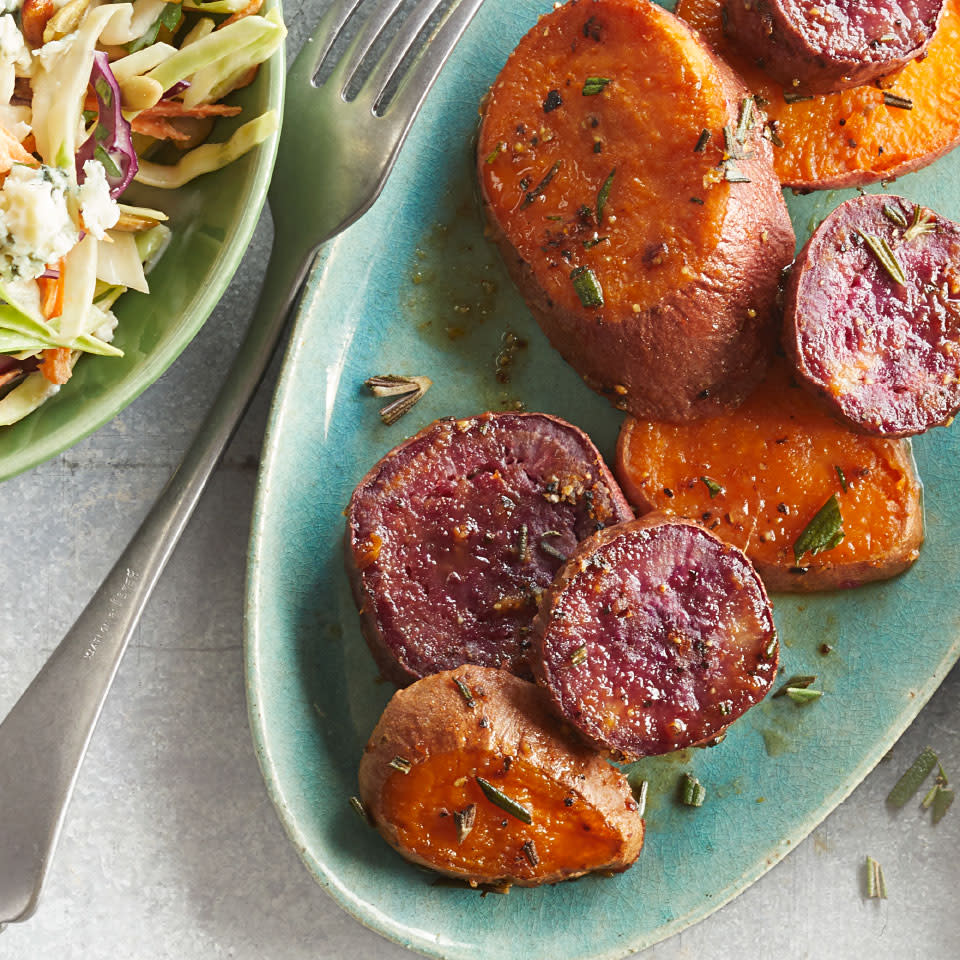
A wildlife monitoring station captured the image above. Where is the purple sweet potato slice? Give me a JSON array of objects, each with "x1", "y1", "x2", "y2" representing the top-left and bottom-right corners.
[
  {"x1": 784, "y1": 194, "x2": 960, "y2": 437},
  {"x1": 345, "y1": 412, "x2": 634, "y2": 686},
  {"x1": 531, "y1": 514, "x2": 778, "y2": 761},
  {"x1": 723, "y1": 0, "x2": 946, "y2": 94}
]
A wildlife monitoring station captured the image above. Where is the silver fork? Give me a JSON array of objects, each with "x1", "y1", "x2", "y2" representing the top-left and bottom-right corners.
[{"x1": 0, "y1": 0, "x2": 485, "y2": 927}]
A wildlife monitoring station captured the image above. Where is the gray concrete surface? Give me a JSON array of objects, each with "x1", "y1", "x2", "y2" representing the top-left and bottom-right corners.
[{"x1": 3, "y1": 4, "x2": 960, "y2": 959}]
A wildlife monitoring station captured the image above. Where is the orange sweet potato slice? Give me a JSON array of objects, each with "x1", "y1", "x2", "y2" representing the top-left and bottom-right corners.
[
  {"x1": 358, "y1": 665, "x2": 644, "y2": 887},
  {"x1": 676, "y1": 0, "x2": 960, "y2": 190},
  {"x1": 615, "y1": 358, "x2": 924, "y2": 591}
]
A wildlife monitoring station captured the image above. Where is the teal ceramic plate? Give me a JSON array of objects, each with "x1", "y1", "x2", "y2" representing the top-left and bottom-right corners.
[
  {"x1": 246, "y1": 2, "x2": 960, "y2": 956},
  {"x1": 0, "y1": 20, "x2": 285, "y2": 482}
]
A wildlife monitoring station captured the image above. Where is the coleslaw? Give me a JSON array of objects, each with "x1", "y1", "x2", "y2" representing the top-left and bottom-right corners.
[{"x1": 0, "y1": 0, "x2": 285, "y2": 425}]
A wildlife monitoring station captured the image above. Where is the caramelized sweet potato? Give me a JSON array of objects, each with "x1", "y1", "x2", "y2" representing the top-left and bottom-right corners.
[
  {"x1": 677, "y1": 0, "x2": 960, "y2": 190},
  {"x1": 358, "y1": 665, "x2": 644, "y2": 887},
  {"x1": 616, "y1": 358, "x2": 924, "y2": 591},
  {"x1": 478, "y1": 0, "x2": 794, "y2": 422}
]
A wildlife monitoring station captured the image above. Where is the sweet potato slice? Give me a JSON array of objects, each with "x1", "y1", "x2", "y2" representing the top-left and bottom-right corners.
[
  {"x1": 616, "y1": 358, "x2": 924, "y2": 591},
  {"x1": 358, "y1": 665, "x2": 644, "y2": 887},
  {"x1": 784, "y1": 194, "x2": 960, "y2": 437},
  {"x1": 478, "y1": 0, "x2": 794, "y2": 422},
  {"x1": 677, "y1": 0, "x2": 960, "y2": 190}
]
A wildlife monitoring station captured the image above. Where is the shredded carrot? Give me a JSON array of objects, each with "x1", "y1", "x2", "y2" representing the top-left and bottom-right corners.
[
  {"x1": 0, "y1": 124, "x2": 39, "y2": 176},
  {"x1": 138, "y1": 101, "x2": 243, "y2": 118},
  {"x1": 39, "y1": 347, "x2": 72, "y2": 385},
  {"x1": 220, "y1": 0, "x2": 262, "y2": 29},
  {"x1": 231, "y1": 65, "x2": 259, "y2": 91},
  {"x1": 38, "y1": 264, "x2": 65, "y2": 320},
  {"x1": 131, "y1": 115, "x2": 191, "y2": 141}
]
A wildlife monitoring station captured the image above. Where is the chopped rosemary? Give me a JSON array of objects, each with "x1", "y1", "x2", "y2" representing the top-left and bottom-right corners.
[
  {"x1": 785, "y1": 687, "x2": 823, "y2": 705},
  {"x1": 516, "y1": 524, "x2": 529, "y2": 563},
  {"x1": 570, "y1": 645, "x2": 588, "y2": 667},
  {"x1": 865, "y1": 856, "x2": 887, "y2": 899},
  {"x1": 933, "y1": 785, "x2": 955, "y2": 824},
  {"x1": 904, "y1": 204, "x2": 937, "y2": 243},
  {"x1": 486, "y1": 141, "x2": 505, "y2": 164},
  {"x1": 364, "y1": 375, "x2": 433, "y2": 426},
  {"x1": 570, "y1": 266, "x2": 604, "y2": 308},
  {"x1": 857, "y1": 230, "x2": 907, "y2": 285},
  {"x1": 793, "y1": 494, "x2": 845, "y2": 564},
  {"x1": 887, "y1": 746, "x2": 939, "y2": 807},
  {"x1": 582, "y1": 76, "x2": 611, "y2": 96},
  {"x1": 454, "y1": 803, "x2": 476, "y2": 843},
  {"x1": 724, "y1": 162, "x2": 752, "y2": 183},
  {"x1": 883, "y1": 91, "x2": 913, "y2": 110},
  {"x1": 723, "y1": 125, "x2": 745, "y2": 159},
  {"x1": 520, "y1": 159, "x2": 562, "y2": 209},
  {"x1": 735, "y1": 96, "x2": 755, "y2": 143},
  {"x1": 522, "y1": 839, "x2": 539, "y2": 867},
  {"x1": 389, "y1": 756, "x2": 412, "y2": 774},
  {"x1": 349, "y1": 795, "x2": 372, "y2": 825},
  {"x1": 883, "y1": 204, "x2": 909, "y2": 229},
  {"x1": 773, "y1": 675, "x2": 818, "y2": 697},
  {"x1": 476, "y1": 777, "x2": 533, "y2": 824},
  {"x1": 632, "y1": 777, "x2": 649, "y2": 817},
  {"x1": 539, "y1": 530, "x2": 567, "y2": 561},
  {"x1": 454, "y1": 676, "x2": 476, "y2": 708},
  {"x1": 680, "y1": 773, "x2": 706, "y2": 807},
  {"x1": 583, "y1": 235, "x2": 608, "y2": 249},
  {"x1": 701, "y1": 476, "x2": 723, "y2": 498},
  {"x1": 597, "y1": 168, "x2": 616, "y2": 223},
  {"x1": 694, "y1": 128, "x2": 711, "y2": 152},
  {"x1": 835, "y1": 465, "x2": 848, "y2": 492},
  {"x1": 782, "y1": 90, "x2": 814, "y2": 104}
]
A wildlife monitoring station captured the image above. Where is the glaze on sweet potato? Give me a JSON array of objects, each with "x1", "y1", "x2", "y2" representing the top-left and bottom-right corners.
[
  {"x1": 616, "y1": 358, "x2": 924, "y2": 591},
  {"x1": 478, "y1": 0, "x2": 794, "y2": 422},
  {"x1": 677, "y1": 0, "x2": 960, "y2": 190},
  {"x1": 358, "y1": 665, "x2": 644, "y2": 887}
]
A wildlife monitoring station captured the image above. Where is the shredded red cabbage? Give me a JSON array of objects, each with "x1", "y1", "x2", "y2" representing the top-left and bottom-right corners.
[
  {"x1": 163, "y1": 80, "x2": 190, "y2": 98},
  {"x1": 76, "y1": 52, "x2": 138, "y2": 198}
]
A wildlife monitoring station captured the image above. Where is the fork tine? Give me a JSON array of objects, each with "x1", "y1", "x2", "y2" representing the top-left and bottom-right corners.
[
  {"x1": 286, "y1": 0, "x2": 365, "y2": 89},
  {"x1": 357, "y1": 0, "x2": 448, "y2": 106},
  {"x1": 375, "y1": 0, "x2": 485, "y2": 115},
  {"x1": 327, "y1": 0, "x2": 409, "y2": 95}
]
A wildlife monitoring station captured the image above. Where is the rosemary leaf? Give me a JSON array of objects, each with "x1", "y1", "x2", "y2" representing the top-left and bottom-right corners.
[
  {"x1": 349, "y1": 796, "x2": 372, "y2": 825},
  {"x1": 882, "y1": 91, "x2": 913, "y2": 110},
  {"x1": 887, "y1": 746, "x2": 939, "y2": 808},
  {"x1": 454, "y1": 804, "x2": 476, "y2": 843},
  {"x1": 835, "y1": 465, "x2": 848, "y2": 492},
  {"x1": 694, "y1": 128, "x2": 711, "y2": 152},
  {"x1": 701, "y1": 476, "x2": 723, "y2": 498},
  {"x1": 365, "y1": 375, "x2": 432, "y2": 426},
  {"x1": 773, "y1": 675, "x2": 818, "y2": 697},
  {"x1": 522, "y1": 839, "x2": 539, "y2": 867},
  {"x1": 476, "y1": 777, "x2": 533, "y2": 824},
  {"x1": 903, "y1": 204, "x2": 937, "y2": 243},
  {"x1": 865, "y1": 856, "x2": 887, "y2": 899},
  {"x1": 724, "y1": 161, "x2": 752, "y2": 183},
  {"x1": 933, "y1": 788, "x2": 955, "y2": 824},
  {"x1": 582, "y1": 76, "x2": 611, "y2": 96},
  {"x1": 570, "y1": 266, "x2": 604, "y2": 308},
  {"x1": 389, "y1": 756, "x2": 412, "y2": 774},
  {"x1": 516, "y1": 524, "x2": 529, "y2": 564},
  {"x1": 883, "y1": 204, "x2": 909, "y2": 229},
  {"x1": 783, "y1": 90, "x2": 814, "y2": 104},
  {"x1": 680, "y1": 773, "x2": 706, "y2": 807},
  {"x1": 597, "y1": 168, "x2": 616, "y2": 223},
  {"x1": 454, "y1": 676, "x2": 476, "y2": 709},
  {"x1": 786, "y1": 687, "x2": 823, "y2": 705},
  {"x1": 632, "y1": 776, "x2": 649, "y2": 817},
  {"x1": 735, "y1": 96, "x2": 755, "y2": 143},
  {"x1": 539, "y1": 530, "x2": 568, "y2": 562},
  {"x1": 569, "y1": 645, "x2": 588, "y2": 667},
  {"x1": 520, "y1": 160, "x2": 562, "y2": 209},
  {"x1": 793, "y1": 494, "x2": 845, "y2": 564},
  {"x1": 857, "y1": 230, "x2": 907, "y2": 285}
]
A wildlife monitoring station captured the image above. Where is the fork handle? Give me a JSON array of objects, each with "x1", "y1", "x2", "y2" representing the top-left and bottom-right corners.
[{"x1": 0, "y1": 226, "x2": 316, "y2": 927}]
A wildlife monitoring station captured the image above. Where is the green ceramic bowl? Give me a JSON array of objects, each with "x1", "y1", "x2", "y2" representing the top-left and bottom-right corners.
[{"x1": 0, "y1": 20, "x2": 285, "y2": 482}]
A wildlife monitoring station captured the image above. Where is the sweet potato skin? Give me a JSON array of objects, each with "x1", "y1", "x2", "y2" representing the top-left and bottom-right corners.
[
  {"x1": 616, "y1": 358, "x2": 925, "y2": 592},
  {"x1": 531, "y1": 514, "x2": 778, "y2": 761},
  {"x1": 722, "y1": 0, "x2": 946, "y2": 95},
  {"x1": 678, "y1": 0, "x2": 960, "y2": 191},
  {"x1": 784, "y1": 194, "x2": 960, "y2": 438},
  {"x1": 358, "y1": 665, "x2": 644, "y2": 886},
  {"x1": 478, "y1": 0, "x2": 794, "y2": 423}
]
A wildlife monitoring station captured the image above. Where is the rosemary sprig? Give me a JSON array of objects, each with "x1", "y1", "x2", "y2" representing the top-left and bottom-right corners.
[
  {"x1": 476, "y1": 777, "x2": 533, "y2": 824},
  {"x1": 364, "y1": 374, "x2": 433, "y2": 425},
  {"x1": 857, "y1": 231, "x2": 907, "y2": 285},
  {"x1": 865, "y1": 856, "x2": 887, "y2": 899},
  {"x1": 793, "y1": 494, "x2": 845, "y2": 564}
]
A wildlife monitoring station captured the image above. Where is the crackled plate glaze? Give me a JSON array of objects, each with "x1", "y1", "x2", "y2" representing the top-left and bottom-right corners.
[
  {"x1": 246, "y1": 1, "x2": 960, "y2": 956},
  {"x1": 0, "y1": 17, "x2": 284, "y2": 482}
]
